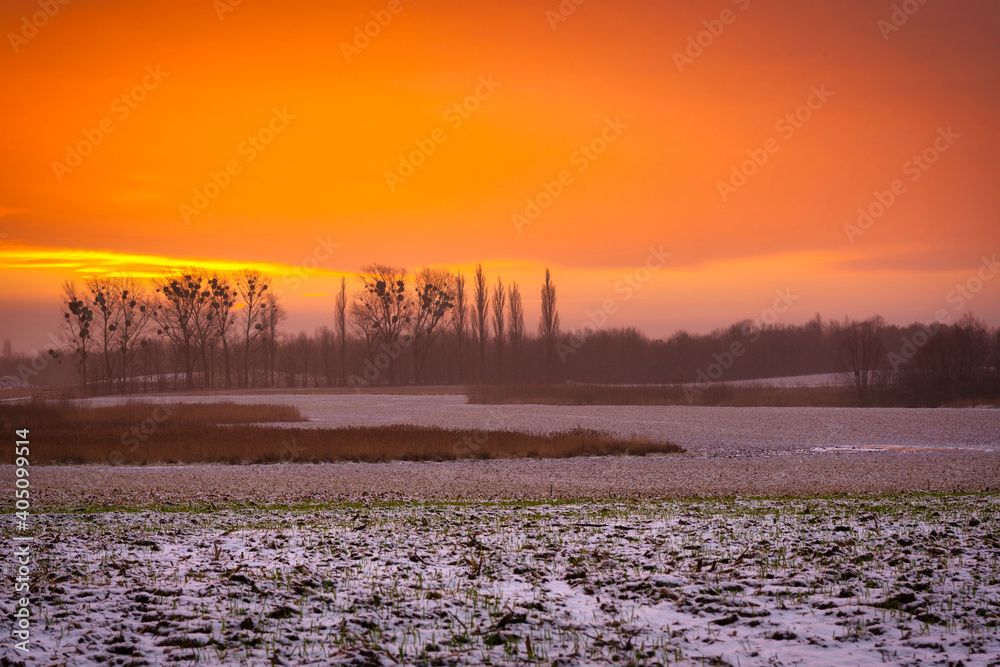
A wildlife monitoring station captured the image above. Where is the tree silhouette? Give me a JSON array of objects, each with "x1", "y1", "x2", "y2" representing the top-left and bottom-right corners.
[
  {"x1": 540, "y1": 268, "x2": 560, "y2": 377},
  {"x1": 841, "y1": 316, "x2": 886, "y2": 406},
  {"x1": 262, "y1": 291, "x2": 284, "y2": 387},
  {"x1": 152, "y1": 271, "x2": 207, "y2": 389},
  {"x1": 508, "y1": 281, "x2": 525, "y2": 381},
  {"x1": 235, "y1": 270, "x2": 270, "y2": 388},
  {"x1": 86, "y1": 277, "x2": 121, "y2": 392},
  {"x1": 335, "y1": 276, "x2": 348, "y2": 386},
  {"x1": 411, "y1": 268, "x2": 455, "y2": 384},
  {"x1": 53, "y1": 280, "x2": 94, "y2": 392},
  {"x1": 112, "y1": 277, "x2": 152, "y2": 392},
  {"x1": 473, "y1": 264, "x2": 488, "y2": 382},
  {"x1": 452, "y1": 273, "x2": 467, "y2": 384},
  {"x1": 491, "y1": 277, "x2": 506, "y2": 381},
  {"x1": 208, "y1": 274, "x2": 238, "y2": 388},
  {"x1": 354, "y1": 264, "x2": 412, "y2": 384}
]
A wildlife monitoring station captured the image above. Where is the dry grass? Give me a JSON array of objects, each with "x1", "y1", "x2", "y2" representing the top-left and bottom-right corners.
[
  {"x1": 940, "y1": 397, "x2": 1000, "y2": 408},
  {"x1": 466, "y1": 383, "x2": 851, "y2": 407},
  {"x1": 0, "y1": 401, "x2": 682, "y2": 465}
]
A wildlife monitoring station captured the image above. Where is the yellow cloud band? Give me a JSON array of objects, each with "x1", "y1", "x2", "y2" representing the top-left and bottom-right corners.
[{"x1": 0, "y1": 244, "x2": 350, "y2": 279}]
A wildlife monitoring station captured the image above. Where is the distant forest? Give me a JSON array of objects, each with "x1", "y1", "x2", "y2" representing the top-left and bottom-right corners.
[{"x1": 1, "y1": 264, "x2": 998, "y2": 406}]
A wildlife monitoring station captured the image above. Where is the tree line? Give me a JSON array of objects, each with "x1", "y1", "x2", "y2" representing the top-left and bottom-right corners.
[
  {"x1": 0, "y1": 264, "x2": 996, "y2": 406},
  {"x1": 21, "y1": 264, "x2": 560, "y2": 392},
  {"x1": 48, "y1": 271, "x2": 281, "y2": 392},
  {"x1": 837, "y1": 314, "x2": 999, "y2": 406}
]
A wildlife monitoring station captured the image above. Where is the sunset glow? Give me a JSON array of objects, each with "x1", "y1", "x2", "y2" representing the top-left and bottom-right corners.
[{"x1": 2, "y1": 0, "x2": 998, "y2": 349}]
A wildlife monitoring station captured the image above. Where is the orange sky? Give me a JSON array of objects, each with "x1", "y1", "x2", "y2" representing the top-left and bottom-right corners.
[{"x1": 1, "y1": 0, "x2": 998, "y2": 350}]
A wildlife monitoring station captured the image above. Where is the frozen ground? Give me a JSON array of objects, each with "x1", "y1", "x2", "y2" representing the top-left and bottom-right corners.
[
  {"x1": 14, "y1": 451, "x2": 1000, "y2": 508},
  {"x1": 3, "y1": 494, "x2": 998, "y2": 666},
  {"x1": 6, "y1": 394, "x2": 998, "y2": 665},
  {"x1": 32, "y1": 393, "x2": 995, "y2": 504},
  {"x1": 0, "y1": 375, "x2": 30, "y2": 390},
  {"x1": 81, "y1": 393, "x2": 1000, "y2": 456}
]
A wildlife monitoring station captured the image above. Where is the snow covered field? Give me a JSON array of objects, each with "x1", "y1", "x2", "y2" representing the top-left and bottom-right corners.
[
  {"x1": 82, "y1": 393, "x2": 1000, "y2": 456},
  {"x1": 722, "y1": 372, "x2": 844, "y2": 388},
  {"x1": 7, "y1": 394, "x2": 998, "y2": 665},
  {"x1": 5, "y1": 494, "x2": 999, "y2": 666}
]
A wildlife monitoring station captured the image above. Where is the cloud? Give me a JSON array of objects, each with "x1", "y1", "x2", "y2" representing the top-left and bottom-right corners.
[
  {"x1": 0, "y1": 244, "x2": 349, "y2": 279},
  {"x1": 830, "y1": 250, "x2": 989, "y2": 274}
]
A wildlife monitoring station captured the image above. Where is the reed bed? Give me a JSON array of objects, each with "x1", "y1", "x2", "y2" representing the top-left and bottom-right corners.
[{"x1": 0, "y1": 401, "x2": 681, "y2": 464}]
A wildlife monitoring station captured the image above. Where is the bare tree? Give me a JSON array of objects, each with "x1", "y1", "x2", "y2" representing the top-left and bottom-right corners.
[
  {"x1": 86, "y1": 277, "x2": 121, "y2": 393},
  {"x1": 207, "y1": 274, "x2": 238, "y2": 388},
  {"x1": 508, "y1": 281, "x2": 524, "y2": 380},
  {"x1": 187, "y1": 272, "x2": 218, "y2": 388},
  {"x1": 350, "y1": 299, "x2": 379, "y2": 377},
  {"x1": 281, "y1": 337, "x2": 296, "y2": 387},
  {"x1": 152, "y1": 272, "x2": 205, "y2": 389},
  {"x1": 262, "y1": 291, "x2": 284, "y2": 386},
  {"x1": 235, "y1": 270, "x2": 269, "y2": 387},
  {"x1": 411, "y1": 268, "x2": 455, "y2": 384},
  {"x1": 354, "y1": 264, "x2": 413, "y2": 383},
  {"x1": 841, "y1": 316, "x2": 886, "y2": 406},
  {"x1": 317, "y1": 326, "x2": 334, "y2": 386},
  {"x1": 452, "y1": 272, "x2": 467, "y2": 384},
  {"x1": 473, "y1": 264, "x2": 488, "y2": 382},
  {"x1": 296, "y1": 331, "x2": 312, "y2": 387},
  {"x1": 491, "y1": 277, "x2": 506, "y2": 381},
  {"x1": 335, "y1": 276, "x2": 348, "y2": 386},
  {"x1": 111, "y1": 277, "x2": 152, "y2": 392},
  {"x1": 53, "y1": 280, "x2": 94, "y2": 392},
  {"x1": 951, "y1": 313, "x2": 992, "y2": 386},
  {"x1": 540, "y1": 268, "x2": 560, "y2": 375}
]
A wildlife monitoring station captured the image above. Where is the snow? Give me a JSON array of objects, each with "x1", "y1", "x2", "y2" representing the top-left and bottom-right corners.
[
  {"x1": 0, "y1": 375, "x2": 30, "y2": 390},
  {"x1": 5, "y1": 494, "x2": 999, "y2": 665},
  {"x1": 80, "y1": 393, "x2": 1000, "y2": 456},
  {"x1": 722, "y1": 372, "x2": 845, "y2": 388}
]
